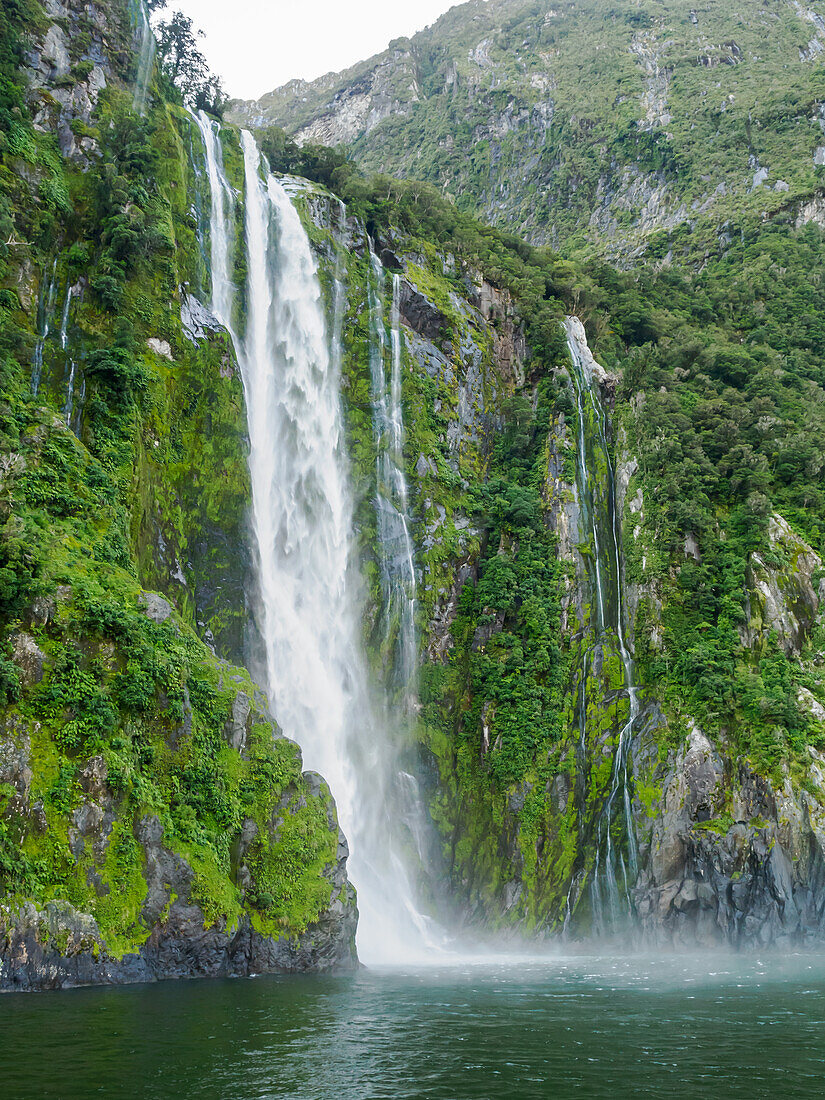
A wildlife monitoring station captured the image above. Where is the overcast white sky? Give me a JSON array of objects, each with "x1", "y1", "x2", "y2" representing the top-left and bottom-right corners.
[{"x1": 167, "y1": 0, "x2": 460, "y2": 100}]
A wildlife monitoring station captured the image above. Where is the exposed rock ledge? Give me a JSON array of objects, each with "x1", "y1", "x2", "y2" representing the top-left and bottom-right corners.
[
  {"x1": 0, "y1": 591, "x2": 358, "y2": 992},
  {"x1": 0, "y1": 805, "x2": 357, "y2": 991},
  {"x1": 634, "y1": 724, "x2": 825, "y2": 948},
  {"x1": 1, "y1": 888, "x2": 356, "y2": 993}
]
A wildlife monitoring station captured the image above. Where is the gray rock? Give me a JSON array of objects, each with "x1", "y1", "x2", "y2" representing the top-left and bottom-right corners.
[
  {"x1": 415, "y1": 453, "x2": 437, "y2": 478},
  {"x1": 406, "y1": 330, "x2": 452, "y2": 382},
  {"x1": 180, "y1": 294, "x2": 225, "y2": 345},
  {"x1": 28, "y1": 595, "x2": 56, "y2": 627},
  {"x1": 740, "y1": 514, "x2": 822, "y2": 655},
  {"x1": 147, "y1": 338, "x2": 173, "y2": 361},
  {"x1": 0, "y1": 716, "x2": 33, "y2": 805},
  {"x1": 140, "y1": 591, "x2": 175, "y2": 624},
  {"x1": 224, "y1": 691, "x2": 252, "y2": 753},
  {"x1": 634, "y1": 728, "x2": 825, "y2": 948},
  {"x1": 398, "y1": 279, "x2": 447, "y2": 341},
  {"x1": 78, "y1": 756, "x2": 108, "y2": 798},
  {"x1": 0, "y1": 777, "x2": 358, "y2": 991},
  {"x1": 10, "y1": 632, "x2": 45, "y2": 687}
]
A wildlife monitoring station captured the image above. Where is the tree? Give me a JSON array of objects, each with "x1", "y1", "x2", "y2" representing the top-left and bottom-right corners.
[{"x1": 155, "y1": 10, "x2": 226, "y2": 114}]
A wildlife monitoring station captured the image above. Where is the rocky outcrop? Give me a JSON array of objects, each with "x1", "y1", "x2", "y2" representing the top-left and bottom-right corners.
[
  {"x1": 398, "y1": 279, "x2": 448, "y2": 343},
  {"x1": 741, "y1": 514, "x2": 824, "y2": 656},
  {"x1": 0, "y1": 590, "x2": 357, "y2": 991},
  {"x1": 634, "y1": 724, "x2": 825, "y2": 947},
  {"x1": 24, "y1": 0, "x2": 130, "y2": 164},
  {"x1": 250, "y1": 43, "x2": 420, "y2": 148},
  {"x1": 0, "y1": 756, "x2": 357, "y2": 990},
  {"x1": 1, "y1": 820, "x2": 357, "y2": 991},
  {"x1": 543, "y1": 412, "x2": 582, "y2": 633}
]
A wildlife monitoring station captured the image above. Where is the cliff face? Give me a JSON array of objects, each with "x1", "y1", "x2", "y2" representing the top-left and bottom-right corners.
[
  {"x1": 232, "y1": 0, "x2": 825, "y2": 260},
  {"x1": 561, "y1": 343, "x2": 825, "y2": 947},
  {"x1": 387, "y1": 281, "x2": 825, "y2": 945},
  {"x1": 2, "y1": 0, "x2": 825, "y2": 980},
  {"x1": 0, "y1": 0, "x2": 356, "y2": 989}
]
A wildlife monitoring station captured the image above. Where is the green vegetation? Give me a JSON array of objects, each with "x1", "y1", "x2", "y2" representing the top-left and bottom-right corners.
[
  {"x1": 262, "y1": 114, "x2": 825, "y2": 918},
  {"x1": 242, "y1": 0, "x2": 825, "y2": 260},
  {"x1": 2, "y1": 0, "x2": 825, "y2": 950},
  {"x1": 423, "y1": 387, "x2": 567, "y2": 788},
  {"x1": 0, "y1": 0, "x2": 346, "y2": 964},
  {"x1": 583, "y1": 221, "x2": 825, "y2": 778}
]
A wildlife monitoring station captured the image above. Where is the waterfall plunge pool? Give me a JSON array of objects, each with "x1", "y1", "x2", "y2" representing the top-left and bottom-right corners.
[{"x1": 2, "y1": 950, "x2": 824, "y2": 1097}]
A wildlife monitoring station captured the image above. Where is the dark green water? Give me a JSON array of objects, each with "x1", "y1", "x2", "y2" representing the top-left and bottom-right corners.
[{"x1": 2, "y1": 952, "x2": 824, "y2": 1098}]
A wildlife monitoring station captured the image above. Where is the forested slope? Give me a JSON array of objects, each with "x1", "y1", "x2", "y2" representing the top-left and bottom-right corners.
[{"x1": 233, "y1": 0, "x2": 825, "y2": 261}]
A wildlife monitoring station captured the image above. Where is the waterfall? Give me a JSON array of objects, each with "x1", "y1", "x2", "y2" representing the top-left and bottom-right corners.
[
  {"x1": 192, "y1": 111, "x2": 236, "y2": 329},
  {"x1": 367, "y1": 256, "x2": 418, "y2": 702},
  {"x1": 132, "y1": 0, "x2": 155, "y2": 115},
  {"x1": 59, "y1": 283, "x2": 71, "y2": 352},
  {"x1": 564, "y1": 316, "x2": 639, "y2": 935},
  {"x1": 364, "y1": 255, "x2": 446, "y2": 933},
  {"x1": 193, "y1": 116, "x2": 442, "y2": 963},
  {"x1": 60, "y1": 282, "x2": 76, "y2": 426},
  {"x1": 31, "y1": 259, "x2": 58, "y2": 396},
  {"x1": 186, "y1": 115, "x2": 211, "y2": 299}
]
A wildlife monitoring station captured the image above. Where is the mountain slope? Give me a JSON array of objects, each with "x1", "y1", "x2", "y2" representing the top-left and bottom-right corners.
[{"x1": 231, "y1": 0, "x2": 825, "y2": 259}]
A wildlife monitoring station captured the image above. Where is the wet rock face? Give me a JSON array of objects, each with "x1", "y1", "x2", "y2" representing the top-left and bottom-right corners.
[
  {"x1": 24, "y1": 0, "x2": 125, "y2": 164},
  {"x1": 0, "y1": 612, "x2": 357, "y2": 991},
  {"x1": 10, "y1": 632, "x2": 45, "y2": 688},
  {"x1": 543, "y1": 412, "x2": 582, "y2": 632},
  {"x1": 0, "y1": 799, "x2": 358, "y2": 992},
  {"x1": 634, "y1": 726, "x2": 825, "y2": 947},
  {"x1": 474, "y1": 280, "x2": 527, "y2": 387},
  {"x1": 180, "y1": 294, "x2": 226, "y2": 346},
  {"x1": 1, "y1": 893, "x2": 358, "y2": 992},
  {"x1": 741, "y1": 514, "x2": 823, "y2": 656},
  {"x1": 398, "y1": 279, "x2": 448, "y2": 343}
]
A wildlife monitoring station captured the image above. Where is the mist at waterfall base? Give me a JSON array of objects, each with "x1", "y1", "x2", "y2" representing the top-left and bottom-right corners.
[
  {"x1": 3, "y1": 952, "x2": 825, "y2": 1098},
  {"x1": 192, "y1": 112, "x2": 447, "y2": 964}
]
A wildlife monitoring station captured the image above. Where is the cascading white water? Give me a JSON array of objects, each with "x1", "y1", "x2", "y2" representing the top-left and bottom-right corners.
[
  {"x1": 132, "y1": 0, "x2": 155, "y2": 115},
  {"x1": 363, "y1": 255, "x2": 449, "y2": 931},
  {"x1": 367, "y1": 256, "x2": 418, "y2": 702},
  {"x1": 31, "y1": 259, "x2": 58, "y2": 396},
  {"x1": 59, "y1": 284, "x2": 71, "y2": 352},
  {"x1": 564, "y1": 316, "x2": 639, "y2": 933},
  {"x1": 193, "y1": 117, "x2": 442, "y2": 963},
  {"x1": 60, "y1": 282, "x2": 76, "y2": 425},
  {"x1": 388, "y1": 274, "x2": 418, "y2": 699},
  {"x1": 193, "y1": 112, "x2": 236, "y2": 330}
]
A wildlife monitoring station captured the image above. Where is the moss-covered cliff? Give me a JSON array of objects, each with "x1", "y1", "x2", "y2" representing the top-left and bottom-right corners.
[
  {"x1": 0, "y1": 0, "x2": 356, "y2": 988},
  {"x1": 281, "y1": 137, "x2": 825, "y2": 945}
]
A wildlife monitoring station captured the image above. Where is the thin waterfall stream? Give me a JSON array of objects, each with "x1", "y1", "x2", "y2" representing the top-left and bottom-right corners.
[
  {"x1": 31, "y1": 258, "x2": 58, "y2": 396},
  {"x1": 60, "y1": 281, "x2": 78, "y2": 427},
  {"x1": 564, "y1": 316, "x2": 639, "y2": 934},
  {"x1": 131, "y1": 0, "x2": 155, "y2": 115},
  {"x1": 192, "y1": 113, "x2": 444, "y2": 962},
  {"x1": 367, "y1": 255, "x2": 418, "y2": 705}
]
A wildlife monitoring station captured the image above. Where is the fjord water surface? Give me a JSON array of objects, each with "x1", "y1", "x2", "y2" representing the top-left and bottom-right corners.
[{"x1": 2, "y1": 953, "x2": 824, "y2": 1097}]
